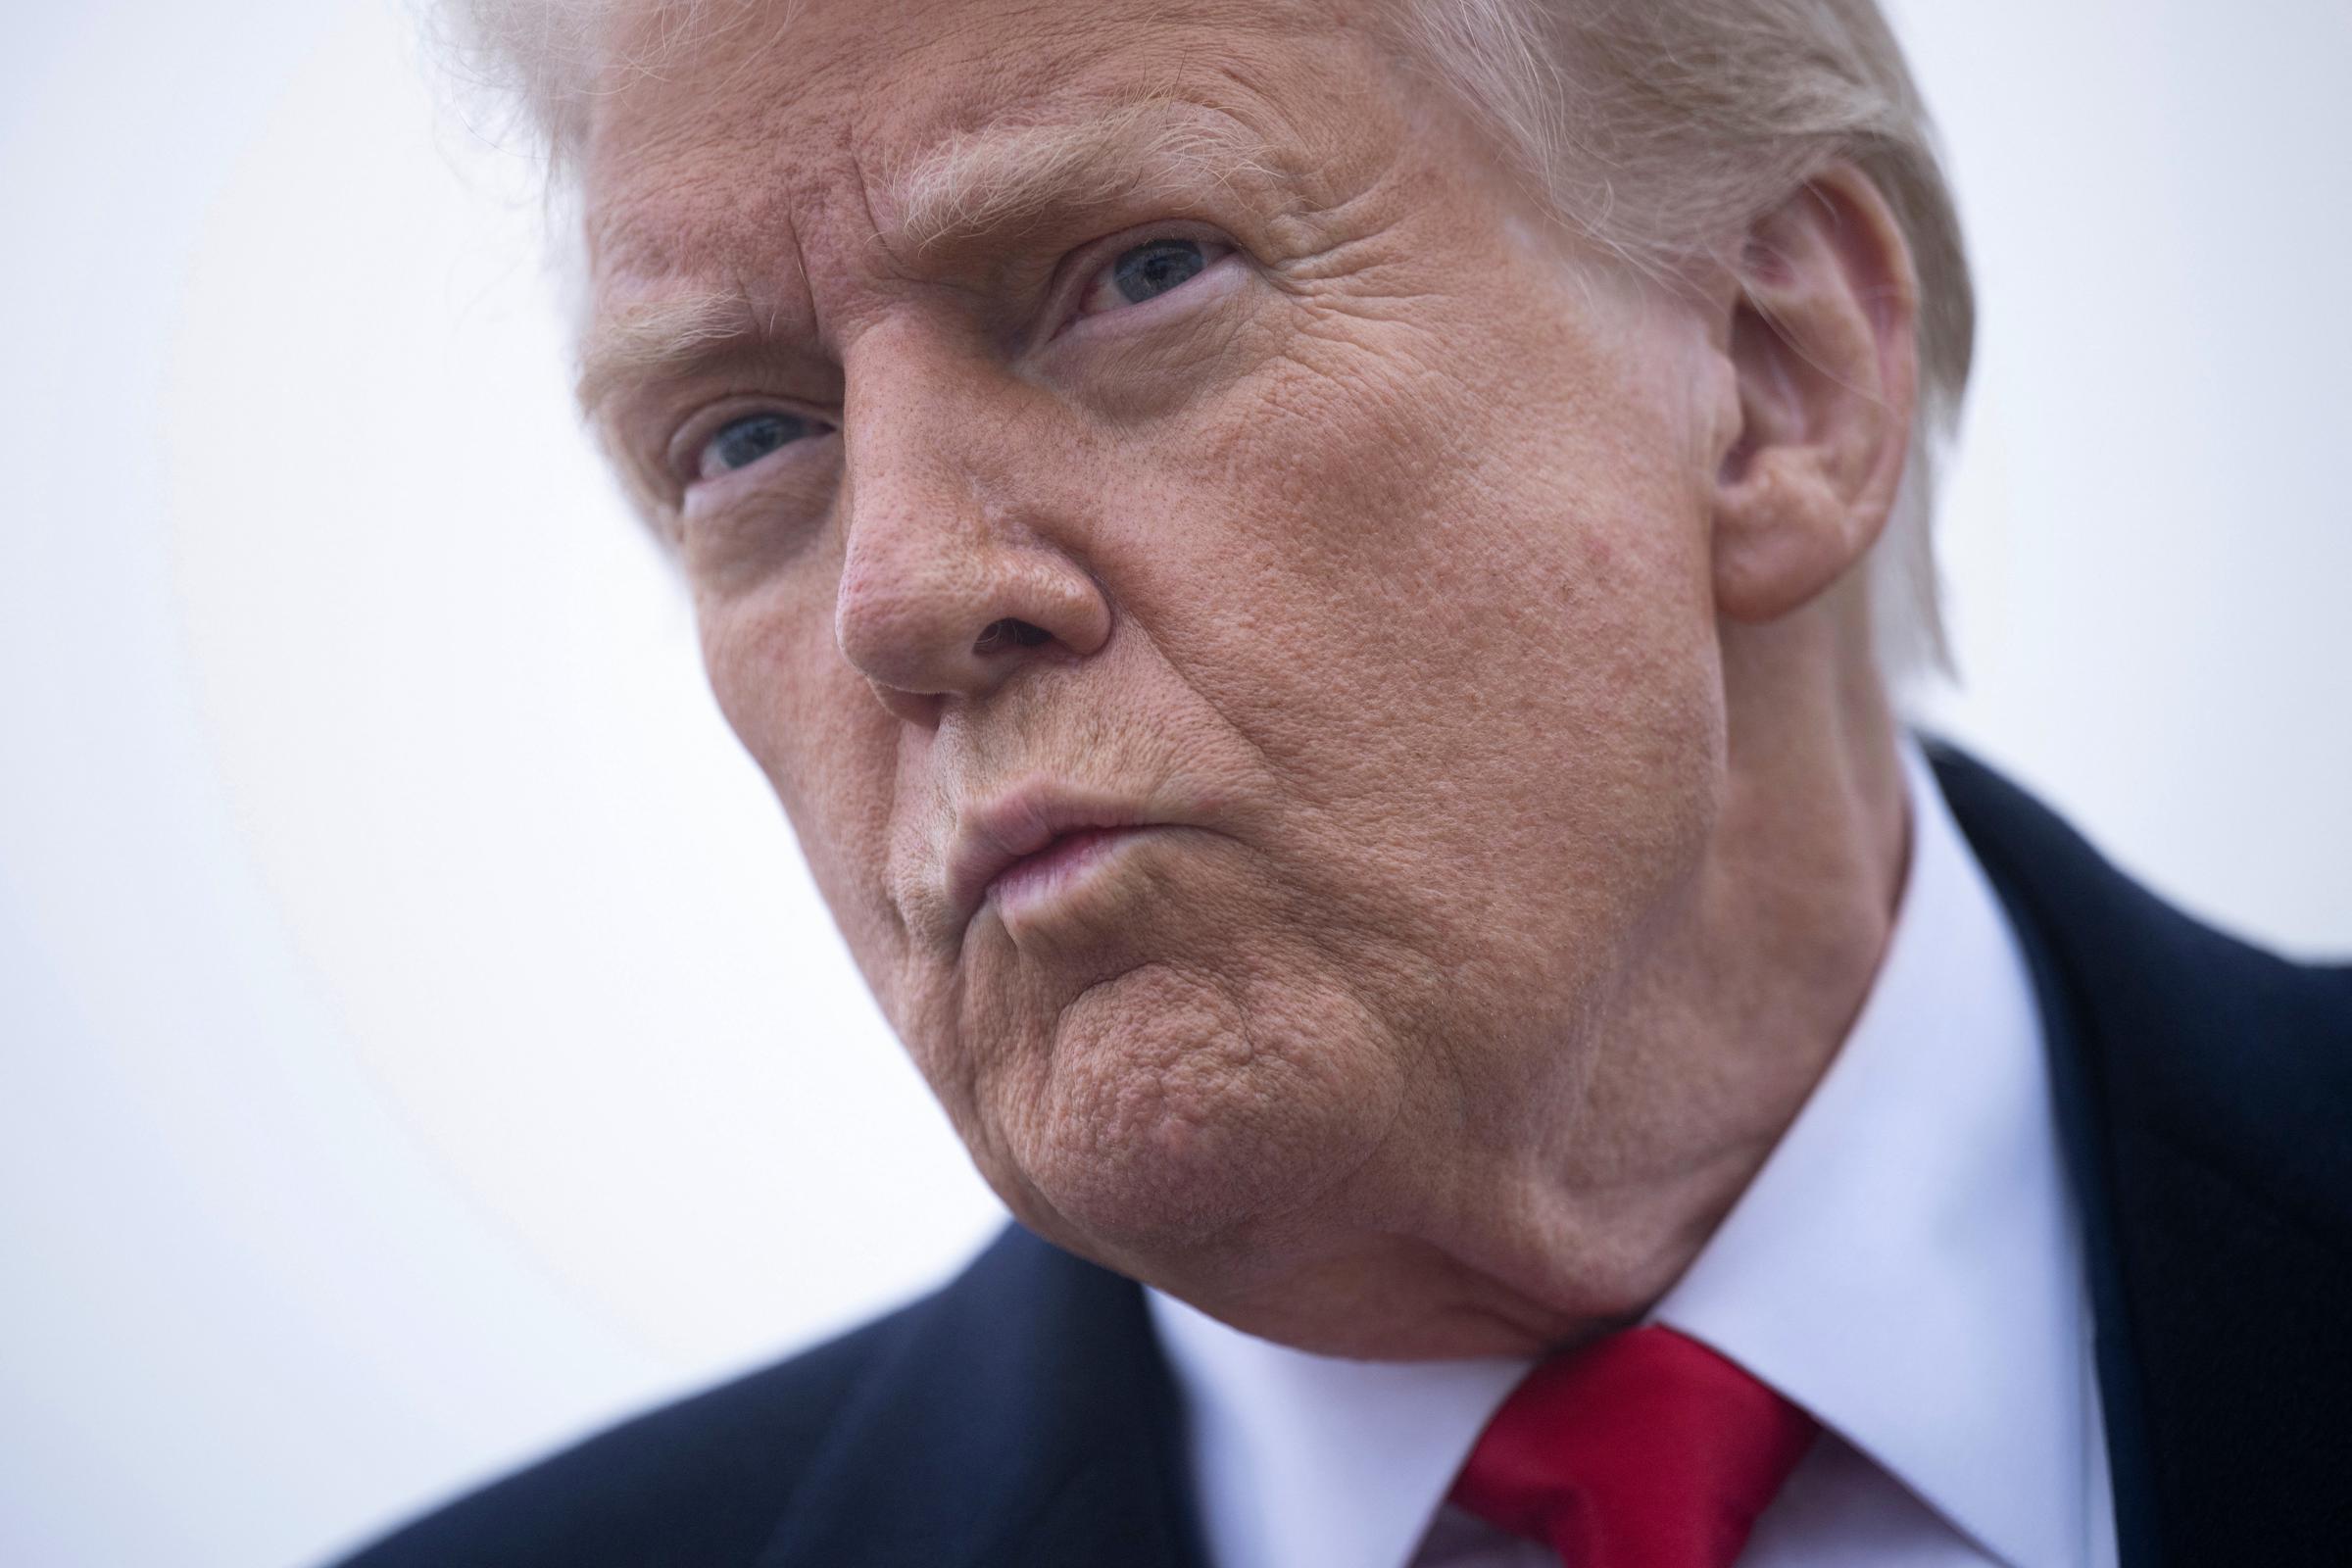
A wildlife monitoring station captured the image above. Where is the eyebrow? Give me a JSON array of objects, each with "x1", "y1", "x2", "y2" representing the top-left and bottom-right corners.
[
  {"x1": 575, "y1": 289, "x2": 760, "y2": 419},
  {"x1": 575, "y1": 101, "x2": 1282, "y2": 417},
  {"x1": 887, "y1": 98, "x2": 1278, "y2": 255}
]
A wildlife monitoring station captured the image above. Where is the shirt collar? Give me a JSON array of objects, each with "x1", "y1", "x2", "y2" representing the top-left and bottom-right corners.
[
  {"x1": 1146, "y1": 739, "x2": 2096, "y2": 1568},
  {"x1": 1145, "y1": 1292, "x2": 1526, "y2": 1568},
  {"x1": 1651, "y1": 739, "x2": 2095, "y2": 1567}
]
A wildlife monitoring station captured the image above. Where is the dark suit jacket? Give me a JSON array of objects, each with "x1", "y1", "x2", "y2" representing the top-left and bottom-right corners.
[{"x1": 334, "y1": 748, "x2": 2352, "y2": 1567}]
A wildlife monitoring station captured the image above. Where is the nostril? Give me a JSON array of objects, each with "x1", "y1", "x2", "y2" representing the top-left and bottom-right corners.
[{"x1": 973, "y1": 618, "x2": 1053, "y2": 656}]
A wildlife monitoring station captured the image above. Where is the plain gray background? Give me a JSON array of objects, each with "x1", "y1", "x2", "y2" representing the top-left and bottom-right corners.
[{"x1": 2, "y1": 0, "x2": 2345, "y2": 1562}]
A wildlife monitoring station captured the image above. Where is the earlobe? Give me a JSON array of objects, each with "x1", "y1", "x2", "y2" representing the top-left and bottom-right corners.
[{"x1": 1710, "y1": 167, "x2": 1921, "y2": 625}]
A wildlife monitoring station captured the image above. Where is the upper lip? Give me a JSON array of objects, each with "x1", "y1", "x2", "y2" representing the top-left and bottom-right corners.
[{"x1": 944, "y1": 786, "x2": 1163, "y2": 929}]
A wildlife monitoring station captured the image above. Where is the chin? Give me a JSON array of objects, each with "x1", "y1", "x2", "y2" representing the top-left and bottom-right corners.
[{"x1": 983, "y1": 957, "x2": 1409, "y2": 1271}]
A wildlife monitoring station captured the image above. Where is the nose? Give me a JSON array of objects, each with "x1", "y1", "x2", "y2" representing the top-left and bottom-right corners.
[{"x1": 832, "y1": 347, "x2": 1112, "y2": 723}]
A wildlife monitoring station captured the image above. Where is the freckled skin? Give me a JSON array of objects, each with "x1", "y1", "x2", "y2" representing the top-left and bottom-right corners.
[{"x1": 581, "y1": 0, "x2": 1921, "y2": 1356}]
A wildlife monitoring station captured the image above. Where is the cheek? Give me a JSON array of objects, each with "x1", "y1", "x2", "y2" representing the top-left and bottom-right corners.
[
  {"x1": 1177, "y1": 277, "x2": 1718, "y2": 706},
  {"x1": 1116, "y1": 282, "x2": 1727, "y2": 1009}
]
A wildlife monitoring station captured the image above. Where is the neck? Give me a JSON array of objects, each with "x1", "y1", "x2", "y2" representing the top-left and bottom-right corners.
[{"x1": 1572, "y1": 594, "x2": 1911, "y2": 1296}]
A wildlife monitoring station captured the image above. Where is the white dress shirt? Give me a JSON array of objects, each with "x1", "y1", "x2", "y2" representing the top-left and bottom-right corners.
[{"x1": 1146, "y1": 741, "x2": 2117, "y2": 1568}]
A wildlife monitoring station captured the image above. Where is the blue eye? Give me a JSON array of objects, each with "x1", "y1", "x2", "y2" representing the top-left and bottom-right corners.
[
  {"x1": 696, "y1": 412, "x2": 821, "y2": 481},
  {"x1": 1077, "y1": 236, "x2": 1236, "y2": 318},
  {"x1": 1111, "y1": 239, "x2": 1209, "y2": 305}
]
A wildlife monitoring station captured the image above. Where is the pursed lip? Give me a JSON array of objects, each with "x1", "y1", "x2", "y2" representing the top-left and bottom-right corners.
[{"x1": 944, "y1": 787, "x2": 1169, "y2": 931}]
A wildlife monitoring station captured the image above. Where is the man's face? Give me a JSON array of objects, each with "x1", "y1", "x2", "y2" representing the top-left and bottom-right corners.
[{"x1": 583, "y1": 0, "x2": 1735, "y2": 1321}]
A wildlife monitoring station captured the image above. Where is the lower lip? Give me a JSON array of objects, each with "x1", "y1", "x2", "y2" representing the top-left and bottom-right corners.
[{"x1": 987, "y1": 826, "x2": 1152, "y2": 916}]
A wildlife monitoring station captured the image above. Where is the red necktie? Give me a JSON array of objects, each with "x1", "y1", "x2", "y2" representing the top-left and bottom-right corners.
[{"x1": 1447, "y1": 1325, "x2": 1819, "y2": 1568}]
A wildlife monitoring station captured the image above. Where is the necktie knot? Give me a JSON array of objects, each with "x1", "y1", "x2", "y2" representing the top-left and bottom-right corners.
[{"x1": 1447, "y1": 1324, "x2": 1817, "y2": 1568}]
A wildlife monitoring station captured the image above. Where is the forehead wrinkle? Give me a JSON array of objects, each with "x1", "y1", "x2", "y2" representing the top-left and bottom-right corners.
[
  {"x1": 884, "y1": 99, "x2": 1283, "y2": 259},
  {"x1": 576, "y1": 3, "x2": 1374, "y2": 400}
]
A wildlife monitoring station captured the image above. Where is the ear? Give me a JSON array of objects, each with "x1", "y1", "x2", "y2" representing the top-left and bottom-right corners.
[{"x1": 1710, "y1": 164, "x2": 1921, "y2": 624}]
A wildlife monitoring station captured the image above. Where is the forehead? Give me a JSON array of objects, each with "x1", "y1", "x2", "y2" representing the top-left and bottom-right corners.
[{"x1": 577, "y1": 0, "x2": 1388, "y2": 291}]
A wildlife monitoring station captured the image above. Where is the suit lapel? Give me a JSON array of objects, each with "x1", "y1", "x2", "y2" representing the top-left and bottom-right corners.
[
  {"x1": 1968, "y1": 852, "x2": 2164, "y2": 1567},
  {"x1": 1935, "y1": 745, "x2": 2352, "y2": 1566},
  {"x1": 755, "y1": 1225, "x2": 1204, "y2": 1568}
]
